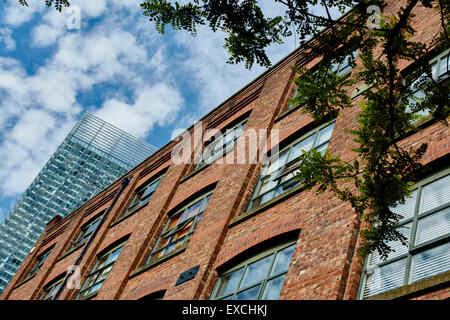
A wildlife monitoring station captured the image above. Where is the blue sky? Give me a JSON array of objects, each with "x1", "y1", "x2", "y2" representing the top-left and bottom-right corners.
[{"x1": 0, "y1": 1, "x2": 302, "y2": 223}]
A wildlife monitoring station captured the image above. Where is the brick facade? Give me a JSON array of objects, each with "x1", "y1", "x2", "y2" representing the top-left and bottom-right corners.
[{"x1": 1, "y1": 1, "x2": 449, "y2": 300}]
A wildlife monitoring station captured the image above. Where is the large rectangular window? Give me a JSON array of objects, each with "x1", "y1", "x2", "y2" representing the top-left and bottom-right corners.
[
  {"x1": 76, "y1": 241, "x2": 126, "y2": 300},
  {"x1": 146, "y1": 191, "x2": 213, "y2": 263},
  {"x1": 330, "y1": 49, "x2": 359, "y2": 77},
  {"x1": 405, "y1": 49, "x2": 449, "y2": 118},
  {"x1": 122, "y1": 174, "x2": 163, "y2": 217},
  {"x1": 247, "y1": 121, "x2": 335, "y2": 211},
  {"x1": 359, "y1": 168, "x2": 450, "y2": 299},
  {"x1": 25, "y1": 247, "x2": 53, "y2": 279},
  {"x1": 287, "y1": 50, "x2": 358, "y2": 110},
  {"x1": 39, "y1": 277, "x2": 64, "y2": 300},
  {"x1": 70, "y1": 215, "x2": 101, "y2": 250},
  {"x1": 196, "y1": 117, "x2": 248, "y2": 169},
  {"x1": 210, "y1": 241, "x2": 296, "y2": 300}
]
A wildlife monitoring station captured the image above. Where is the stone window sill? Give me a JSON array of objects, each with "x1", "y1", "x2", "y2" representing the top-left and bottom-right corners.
[
  {"x1": 274, "y1": 104, "x2": 304, "y2": 123},
  {"x1": 78, "y1": 291, "x2": 99, "y2": 301},
  {"x1": 229, "y1": 183, "x2": 306, "y2": 227},
  {"x1": 14, "y1": 273, "x2": 36, "y2": 289},
  {"x1": 57, "y1": 242, "x2": 84, "y2": 262},
  {"x1": 129, "y1": 245, "x2": 187, "y2": 279},
  {"x1": 110, "y1": 201, "x2": 150, "y2": 228},
  {"x1": 365, "y1": 269, "x2": 450, "y2": 300}
]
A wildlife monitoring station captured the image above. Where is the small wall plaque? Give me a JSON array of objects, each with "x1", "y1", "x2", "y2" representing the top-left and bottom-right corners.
[{"x1": 175, "y1": 265, "x2": 200, "y2": 286}]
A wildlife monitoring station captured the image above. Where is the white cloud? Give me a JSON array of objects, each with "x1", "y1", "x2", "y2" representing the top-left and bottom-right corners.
[
  {"x1": 2, "y1": 1, "x2": 45, "y2": 26},
  {"x1": 94, "y1": 83, "x2": 183, "y2": 138},
  {"x1": 0, "y1": 0, "x2": 296, "y2": 203},
  {"x1": 71, "y1": 0, "x2": 107, "y2": 18},
  {"x1": 31, "y1": 9, "x2": 67, "y2": 47},
  {"x1": 170, "y1": 128, "x2": 187, "y2": 141},
  {"x1": 0, "y1": 28, "x2": 16, "y2": 50},
  {"x1": 0, "y1": 5, "x2": 180, "y2": 198}
]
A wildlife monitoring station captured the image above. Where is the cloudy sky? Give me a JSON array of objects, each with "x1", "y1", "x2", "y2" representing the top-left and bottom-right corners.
[{"x1": 0, "y1": 0, "x2": 306, "y2": 222}]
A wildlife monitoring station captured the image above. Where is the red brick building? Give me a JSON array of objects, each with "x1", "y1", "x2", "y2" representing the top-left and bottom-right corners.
[{"x1": 1, "y1": 1, "x2": 449, "y2": 301}]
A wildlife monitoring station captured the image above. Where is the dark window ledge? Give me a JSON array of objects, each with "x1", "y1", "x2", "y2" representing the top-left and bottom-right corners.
[
  {"x1": 274, "y1": 104, "x2": 304, "y2": 123},
  {"x1": 14, "y1": 273, "x2": 36, "y2": 289},
  {"x1": 395, "y1": 115, "x2": 437, "y2": 143},
  {"x1": 129, "y1": 246, "x2": 187, "y2": 279},
  {"x1": 78, "y1": 291, "x2": 99, "y2": 301},
  {"x1": 180, "y1": 162, "x2": 211, "y2": 184},
  {"x1": 110, "y1": 200, "x2": 150, "y2": 228},
  {"x1": 180, "y1": 146, "x2": 239, "y2": 184},
  {"x1": 229, "y1": 183, "x2": 306, "y2": 227},
  {"x1": 365, "y1": 269, "x2": 450, "y2": 300},
  {"x1": 57, "y1": 242, "x2": 84, "y2": 262}
]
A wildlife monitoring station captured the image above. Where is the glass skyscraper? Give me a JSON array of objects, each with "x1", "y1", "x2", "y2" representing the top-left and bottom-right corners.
[{"x1": 0, "y1": 113, "x2": 157, "y2": 293}]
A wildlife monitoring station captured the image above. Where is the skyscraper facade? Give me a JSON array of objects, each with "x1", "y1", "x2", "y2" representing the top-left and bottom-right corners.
[{"x1": 0, "y1": 113, "x2": 157, "y2": 293}]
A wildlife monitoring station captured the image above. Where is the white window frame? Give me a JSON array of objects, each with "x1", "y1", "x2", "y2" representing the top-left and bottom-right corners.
[
  {"x1": 210, "y1": 240, "x2": 296, "y2": 300},
  {"x1": 146, "y1": 190, "x2": 213, "y2": 264},
  {"x1": 122, "y1": 174, "x2": 164, "y2": 217},
  {"x1": 247, "y1": 120, "x2": 335, "y2": 211},
  {"x1": 358, "y1": 167, "x2": 450, "y2": 299},
  {"x1": 404, "y1": 48, "x2": 450, "y2": 118},
  {"x1": 195, "y1": 117, "x2": 248, "y2": 169},
  {"x1": 76, "y1": 241, "x2": 126, "y2": 300}
]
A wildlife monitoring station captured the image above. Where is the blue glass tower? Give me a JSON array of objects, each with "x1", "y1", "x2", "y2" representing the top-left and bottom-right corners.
[{"x1": 0, "y1": 113, "x2": 157, "y2": 293}]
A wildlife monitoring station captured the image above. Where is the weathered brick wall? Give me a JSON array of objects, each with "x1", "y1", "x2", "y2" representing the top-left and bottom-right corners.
[{"x1": 1, "y1": 0, "x2": 448, "y2": 301}]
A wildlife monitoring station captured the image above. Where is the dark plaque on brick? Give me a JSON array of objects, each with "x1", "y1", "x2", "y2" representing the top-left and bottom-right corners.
[{"x1": 175, "y1": 265, "x2": 200, "y2": 286}]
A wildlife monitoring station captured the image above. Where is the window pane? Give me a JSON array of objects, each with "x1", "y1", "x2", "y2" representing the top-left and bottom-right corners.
[
  {"x1": 104, "y1": 247, "x2": 123, "y2": 266},
  {"x1": 258, "y1": 191, "x2": 275, "y2": 206},
  {"x1": 141, "y1": 181, "x2": 158, "y2": 200},
  {"x1": 261, "y1": 274, "x2": 286, "y2": 300},
  {"x1": 316, "y1": 123, "x2": 335, "y2": 147},
  {"x1": 338, "y1": 64, "x2": 352, "y2": 76},
  {"x1": 80, "y1": 274, "x2": 96, "y2": 291},
  {"x1": 259, "y1": 177, "x2": 277, "y2": 194},
  {"x1": 96, "y1": 266, "x2": 113, "y2": 282},
  {"x1": 410, "y1": 242, "x2": 450, "y2": 283},
  {"x1": 235, "y1": 285, "x2": 261, "y2": 300},
  {"x1": 95, "y1": 255, "x2": 109, "y2": 270},
  {"x1": 173, "y1": 221, "x2": 193, "y2": 240},
  {"x1": 289, "y1": 134, "x2": 315, "y2": 162},
  {"x1": 240, "y1": 255, "x2": 273, "y2": 289},
  {"x1": 216, "y1": 268, "x2": 244, "y2": 298},
  {"x1": 315, "y1": 143, "x2": 328, "y2": 155},
  {"x1": 363, "y1": 258, "x2": 407, "y2": 298},
  {"x1": 390, "y1": 190, "x2": 417, "y2": 221},
  {"x1": 154, "y1": 235, "x2": 171, "y2": 251},
  {"x1": 369, "y1": 223, "x2": 411, "y2": 265},
  {"x1": 199, "y1": 195, "x2": 212, "y2": 212},
  {"x1": 263, "y1": 150, "x2": 288, "y2": 175},
  {"x1": 438, "y1": 54, "x2": 448, "y2": 76},
  {"x1": 419, "y1": 174, "x2": 450, "y2": 213},
  {"x1": 88, "y1": 281, "x2": 103, "y2": 295},
  {"x1": 85, "y1": 220, "x2": 99, "y2": 235},
  {"x1": 181, "y1": 200, "x2": 202, "y2": 222},
  {"x1": 415, "y1": 207, "x2": 450, "y2": 245},
  {"x1": 270, "y1": 245, "x2": 295, "y2": 276}
]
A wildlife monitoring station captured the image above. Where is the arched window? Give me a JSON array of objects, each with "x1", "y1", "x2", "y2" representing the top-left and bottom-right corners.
[{"x1": 210, "y1": 240, "x2": 296, "y2": 300}]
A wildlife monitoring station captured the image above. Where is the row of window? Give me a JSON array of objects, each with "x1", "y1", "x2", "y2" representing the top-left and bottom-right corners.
[
  {"x1": 359, "y1": 168, "x2": 450, "y2": 298},
  {"x1": 43, "y1": 166, "x2": 446, "y2": 300},
  {"x1": 31, "y1": 48, "x2": 448, "y2": 300},
  {"x1": 32, "y1": 117, "x2": 333, "y2": 300},
  {"x1": 40, "y1": 160, "x2": 449, "y2": 300}
]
